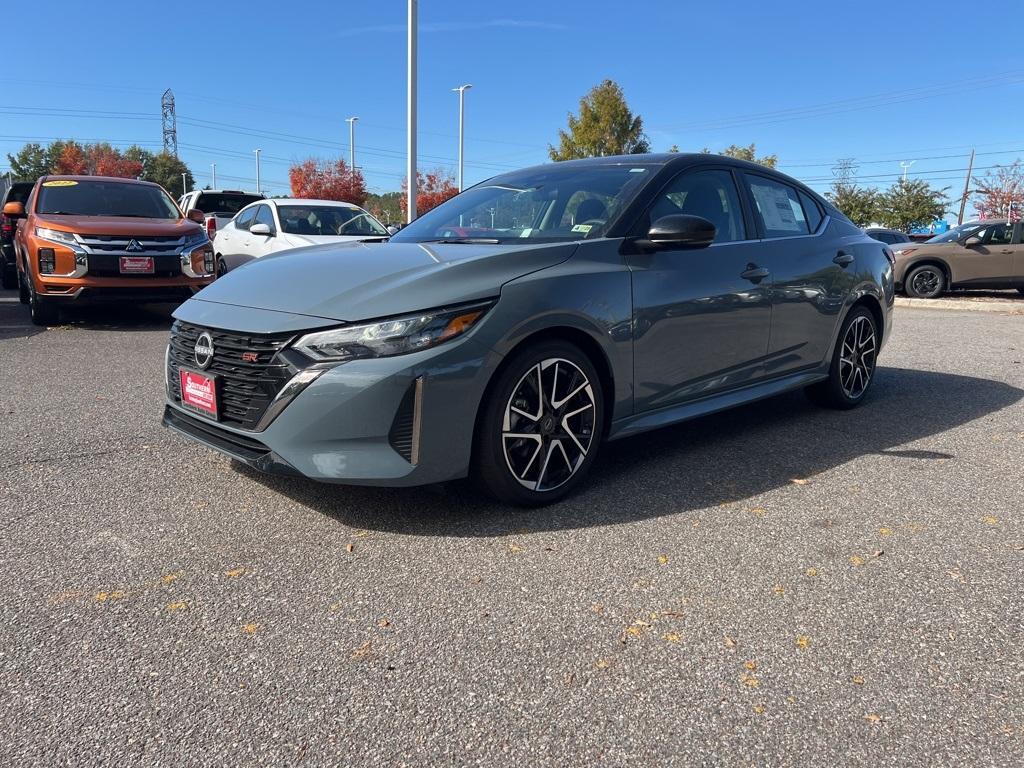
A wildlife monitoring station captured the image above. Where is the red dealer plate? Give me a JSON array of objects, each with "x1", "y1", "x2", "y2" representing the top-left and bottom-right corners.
[
  {"x1": 119, "y1": 256, "x2": 154, "y2": 274},
  {"x1": 179, "y1": 369, "x2": 219, "y2": 419}
]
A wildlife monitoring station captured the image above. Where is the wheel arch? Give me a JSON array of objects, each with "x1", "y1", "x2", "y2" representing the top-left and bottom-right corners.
[
  {"x1": 471, "y1": 325, "x2": 617, "y2": 458},
  {"x1": 849, "y1": 293, "x2": 884, "y2": 339}
]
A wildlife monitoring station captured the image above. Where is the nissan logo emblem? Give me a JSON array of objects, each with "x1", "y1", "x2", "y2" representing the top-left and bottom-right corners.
[{"x1": 194, "y1": 331, "x2": 215, "y2": 369}]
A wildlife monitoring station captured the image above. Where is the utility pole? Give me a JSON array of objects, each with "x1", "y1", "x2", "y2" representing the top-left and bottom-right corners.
[
  {"x1": 254, "y1": 148, "x2": 262, "y2": 194},
  {"x1": 346, "y1": 117, "x2": 359, "y2": 170},
  {"x1": 452, "y1": 84, "x2": 472, "y2": 191},
  {"x1": 406, "y1": 0, "x2": 417, "y2": 223},
  {"x1": 957, "y1": 148, "x2": 975, "y2": 225},
  {"x1": 181, "y1": 173, "x2": 187, "y2": 196},
  {"x1": 211, "y1": 163, "x2": 217, "y2": 189}
]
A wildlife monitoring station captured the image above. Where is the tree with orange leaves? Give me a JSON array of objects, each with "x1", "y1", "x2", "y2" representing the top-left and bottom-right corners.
[
  {"x1": 400, "y1": 169, "x2": 459, "y2": 217},
  {"x1": 288, "y1": 157, "x2": 368, "y2": 207}
]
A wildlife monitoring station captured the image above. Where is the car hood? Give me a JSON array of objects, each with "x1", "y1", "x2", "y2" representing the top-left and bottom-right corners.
[
  {"x1": 34, "y1": 214, "x2": 202, "y2": 237},
  {"x1": 188, "y1": 239, "x2": 579, "y2": 322}
]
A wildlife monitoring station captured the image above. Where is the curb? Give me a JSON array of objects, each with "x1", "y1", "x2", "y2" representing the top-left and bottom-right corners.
[{"x1": 895, "y1": 297, "x2": 1024, "y2": 314}]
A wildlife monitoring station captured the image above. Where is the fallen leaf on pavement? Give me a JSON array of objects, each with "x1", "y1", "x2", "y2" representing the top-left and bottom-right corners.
[
  {"x1": 849, "y1": 555, "x2": 866, "y2": 566},
  {"x1": 161, "y1": 573, "x2": 181, "y2": 585},
  {"x1": 805, "y1": 567, "x2": 818, "y2": 577},
  {"x1": 594, "y1": 658, "x2": 612, "y2": 670},
  {"x1": 509, "y1": 543, "x2": 524, "y2": 553},
  {"x1": 225, "y1": 568, "x2": 246, "y2": 578},
  {"x1": 345, "y1": 543, "x2": 355, "y2": 553},
  {"x1": 851, "y1": 675, "x2": 865, "y2": 685},
  {"x1": 983, "y1": 515, "x2": 998, "y2": 525},
  {"x1": 724, "y1": 636, "x2": 737, "y2": 648},
  {"x1": 351, "y1": 640, "x2": 372, "y2": 659},
  {"x1": 772, "y1": 584, "x2": 785, "y2": 596},
  {"x1": 663, "y1": 632, "x2": 681, "y2": 643},
  {"x1": 753, "y1": 704, "x2": 766, "y2": 715},
  {"x1": 242, "y1": 623, "x2": 260, "y2": 634},
  {"x1": 879, "y1": 527, "x2": 893, "y2": 536},
  {"x1": 864, "y1": 713, "x2": 882, "y2": 724},
  {"x1": 591, "y1": 603, "x2": 604, "y2": 614},
  {"x1": 740, "y1": 673, "x2": 760, "y2": 688},
  {"x1": 790, "y1": 478, "x2": 811, "y2": 486},
  {"x1": 657, "y1": 554, "x2": 669, "y2": 565},
  {"x1": 795, "y1": 635, "x2": 810, "y2": 649},
  {"x1": 166, "y1": 601, "x2": 187, "y2": 612},
  {"x1": 378, "y1": 619, "x2": 390, "y2": 628}
]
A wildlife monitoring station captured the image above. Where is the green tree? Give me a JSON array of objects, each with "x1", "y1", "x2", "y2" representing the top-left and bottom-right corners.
[
  {"x1": 141, "y1": 152, "x2": 194, "y2": 196},
  {"x1": 549, "y1": 79, "x2": 650, "y2": 161},
  {"x1": 877, "y1": 179, "x2": 949, "y2": 232},
  {"x1": 826, "y1": 183, "x2": 880, "y2": 227},
  {"x1": 701, "y1": 143, "x2": 777, "y2": 168},
  {"x1": 364, "y1": 191, "x2": 403, "y2": 225},
  {"x1": 7, "y1": 143, "x2": 52, "y2": 181}
]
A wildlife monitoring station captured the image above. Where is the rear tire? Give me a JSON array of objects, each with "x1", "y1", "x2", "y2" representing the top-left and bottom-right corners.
[
  {"x1": 805, "y1": 306, "x2": 878, "y2": 410},
  {"x1": 904, "y1": 264, "x2": 946, "y2": 298},
  {"x1": 474, "y1": 341, "x2": 604, "y2": 507}
]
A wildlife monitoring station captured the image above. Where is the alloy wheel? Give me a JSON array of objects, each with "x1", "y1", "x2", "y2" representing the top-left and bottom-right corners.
[
  {"x1": 502, "y1": 358, "x2": 596, "y2": 492},
  {"x1": 910, "y1": 268, "x2": 940, "y2": 297},
  {"x1": 839, "y1": 316, "x2": 876, "y2": 399}
]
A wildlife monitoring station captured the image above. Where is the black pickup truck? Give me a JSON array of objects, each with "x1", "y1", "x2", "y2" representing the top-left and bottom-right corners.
[{"x1": 1, "y1": 181, "x2": 33, "y2": 289}]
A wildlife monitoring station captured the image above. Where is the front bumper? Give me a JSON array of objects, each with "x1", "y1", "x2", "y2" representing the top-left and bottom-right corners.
[{"x1": 163, "y1": 333, "x2": 501, "y2": 487}]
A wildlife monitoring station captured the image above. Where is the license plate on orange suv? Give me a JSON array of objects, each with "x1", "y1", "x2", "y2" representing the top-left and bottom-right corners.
[
  {"x1": 120, "y1": 256, "x2": 154, "y2": 274},
  {"x1": 179, "y1": 369, "x2": 219, "y2": 419}
]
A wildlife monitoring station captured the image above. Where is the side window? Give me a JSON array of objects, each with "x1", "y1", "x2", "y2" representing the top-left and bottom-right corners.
[
  {"x1": 746, "y1": 176, "x2": 810, "y2": 238},
  {"x1": 987, "y1": 223, "x2": 1012, "y2": 246},
  {"x1": 645, "y1": 169, "x2": 746, "y2": 243},
  {"x1": 254, "y1": 205, "x2": 276, "y2": 231},
  {"x1": 234, "y1": 206, "x2": 257, "y2": 232},
  {"x1": 798, "y1": 190, "x2": 823, "y2": 233}
]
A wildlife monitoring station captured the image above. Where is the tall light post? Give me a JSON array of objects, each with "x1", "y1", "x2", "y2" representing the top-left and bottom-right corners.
[
  {"x1": 452, "y1": 84, "x2": 472, "y2": 192},
  {"x1": 900, "y1": 160, "x2": 916, "y2": 181},
  {"x1": 254, "y1": 148, "x2": 262, "y2": 194},
  {"x1": 181, "y1": 173, "x2": 187, "y2": 196},
  {"x1": 406, "y1": 0, "x2": 417, "y2": 222},
  {"x1": 346, "y1": 116, "x2": 359, "y2": 170},
  {"x1": 211, "y1": 163, "x2": 217, "y2": 188}
]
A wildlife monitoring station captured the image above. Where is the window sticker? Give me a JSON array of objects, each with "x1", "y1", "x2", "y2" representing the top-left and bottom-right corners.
[
  {"x1": 42, "y1": 180, "x2": 78, "y2": 187},
  {"x1": 571, "y1": 224, "x2": 593, "y2": 233},
  {"x1": 751, "y1": 183, "x2": 802, "y2": 232}
]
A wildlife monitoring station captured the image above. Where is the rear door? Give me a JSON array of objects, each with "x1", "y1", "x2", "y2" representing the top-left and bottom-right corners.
[{"x1": 741, "y1": 173, "x2": 856, "y2": 375}]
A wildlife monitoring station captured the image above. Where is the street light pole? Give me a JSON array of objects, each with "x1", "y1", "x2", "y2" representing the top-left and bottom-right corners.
[
  {"x1": 211, "y1": 163, "x2": 217, "y2": 189},
  {"x1": 346, "y1": 117, "x2": 359, "y2": 170},
  {"x1": 254, "y1": 148, "x2": 262, "y2": 194},
  {"x1": 181, "y1": 173, "x2": 187, "y2": 196},
  {"x1": 452, "y1": 84, "x2": 472, "y2": 192},
  {"x1": 900, "y1": 160, "x2": 916, "y2": 181},
  {"x1": 406, "y1": 0, "x2": 417, "y2": 223}
]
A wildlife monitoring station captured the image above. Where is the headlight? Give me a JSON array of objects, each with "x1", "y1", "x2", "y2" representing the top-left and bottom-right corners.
[
  {"x1": 293, "y1": 301, "x2": 494, "y2": 362},
  {"x1": 36, "y1": 227, "x2": 77, "y2": 245}
]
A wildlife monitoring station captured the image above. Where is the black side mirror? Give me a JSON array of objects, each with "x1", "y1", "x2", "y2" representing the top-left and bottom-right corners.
[{"x1": 640, "y1": 214, "x2": 716, "y2": 250}]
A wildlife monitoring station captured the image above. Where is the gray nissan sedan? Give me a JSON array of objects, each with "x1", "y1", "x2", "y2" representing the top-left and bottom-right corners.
[{"x1": 163, "y1": 153, "x2": 894, "y2": 506}]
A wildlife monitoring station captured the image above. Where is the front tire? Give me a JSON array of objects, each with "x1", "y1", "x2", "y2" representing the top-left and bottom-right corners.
[
  {"x1": 905, "y1": 264, "x2": 946, "y2": 298},
  {"x1": 27, "y1": 279, "x2": 60, "y2": 326},
  {"x1": 806, "y1": 306, "x2": 879, "y2": 410},
  {"x1": 474, "y1": 341, "x2": 604, "y2": 506}
]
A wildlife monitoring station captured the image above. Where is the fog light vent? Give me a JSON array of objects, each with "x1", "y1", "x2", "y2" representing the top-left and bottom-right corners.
[{"x1": 388, "y1": 378, "x2": 423, "y2": 464}]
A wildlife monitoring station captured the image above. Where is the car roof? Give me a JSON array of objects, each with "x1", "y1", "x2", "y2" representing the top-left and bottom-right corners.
[
  {"x1": 195, "y1": 189, "x2": 263, "y2": 196},
  {"x1": 268, "y1": 198, "x2": 363, "y2": 209},
  {"x1": 39, "y1": 174, "x2": 160, "y2": 187}
]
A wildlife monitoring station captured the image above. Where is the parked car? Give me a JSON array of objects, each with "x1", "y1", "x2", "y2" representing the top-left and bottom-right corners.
[
  {"x1": 178, "y1": 189, "x2": 265, "y2": 242},
  {"x1": 891, "y1": 219, "x2": 1024, "y2": 298},
  {"x1": 865, "y1": 227, "x2": 910, "y2": 246},
  {"x1": 212, "y1": 198, "x2": 389, "y2": 274},
  {"x1": 1, "y1": 181, "x2": 33, "y2": 289},
  {"x1": 7, "y1": 175, "x2": 215, "y2": 325},
  {"x1": 162, "y1": 153, "x2": 893, "y2": 506}
]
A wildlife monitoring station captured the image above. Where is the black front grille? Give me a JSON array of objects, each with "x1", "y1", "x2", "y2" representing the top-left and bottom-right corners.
[
  {"x1": 168, "y1": 321, "x2": 297, "y2": 430},
  {"x1": 88, "y1": 253, "x2": 182, "y2": 277}
]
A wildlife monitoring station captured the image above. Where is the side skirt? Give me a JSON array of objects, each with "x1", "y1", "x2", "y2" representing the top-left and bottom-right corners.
[{"x1": 607, "y1": 368, "x2": 828, "y2": 442}]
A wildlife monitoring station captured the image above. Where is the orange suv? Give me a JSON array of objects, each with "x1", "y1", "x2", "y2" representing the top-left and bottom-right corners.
[{"x1": 4, "y1": 175, "x2": 215, "y2": 325}]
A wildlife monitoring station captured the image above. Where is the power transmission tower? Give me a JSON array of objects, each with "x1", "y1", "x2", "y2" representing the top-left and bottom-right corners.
[
  {"x1": 832, "y1": 158, "x2": 858, "y2": 185},
  {"x1": 161, "y1": 89, "x2": 178, "y2": 157}
]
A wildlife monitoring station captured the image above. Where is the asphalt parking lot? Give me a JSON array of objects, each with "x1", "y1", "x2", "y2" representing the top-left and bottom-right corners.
[{"x1": 1, "y1": 289, "x2": 1022, "y2": 767}]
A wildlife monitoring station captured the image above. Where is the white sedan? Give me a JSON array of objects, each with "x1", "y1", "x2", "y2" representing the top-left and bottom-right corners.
[{"x1": 212, "y1": 198, "x2": 390, "y2": 274}]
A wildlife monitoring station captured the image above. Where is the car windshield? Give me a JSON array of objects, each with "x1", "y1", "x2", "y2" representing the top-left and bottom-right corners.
[
  {"x1": 391, "y1": 163, "x2": 657, "y2": 243},
  {"x1": 37, "y1": 180, "x2": 180, "y2": 219},
  {"x1": 196, "y1": 193, "x2": 263, "y2": 215},
  {"x1": 925, "y1": 223, "x2": 981, "y2": 243},
  {"x1": 278, "y1": 205, "x2": 388, "y2": 236}
]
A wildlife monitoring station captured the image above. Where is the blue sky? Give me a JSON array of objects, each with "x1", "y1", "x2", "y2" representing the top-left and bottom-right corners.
[{"x1": 2, "y1": 0, "x2": 1022, "y2": 216}]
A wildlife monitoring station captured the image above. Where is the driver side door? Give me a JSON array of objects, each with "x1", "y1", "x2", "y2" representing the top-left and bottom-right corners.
[{"x1": 629, "y1": 167, "x2": 772, "y2": 412}]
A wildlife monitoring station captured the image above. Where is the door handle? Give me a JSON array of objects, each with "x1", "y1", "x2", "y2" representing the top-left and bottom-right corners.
[
  {"x1": 740, "y1": 264, "x2": 769, "y2": 282},
  {"x1": 834, "y1": 251, "x2": 854, "y2": 267}
]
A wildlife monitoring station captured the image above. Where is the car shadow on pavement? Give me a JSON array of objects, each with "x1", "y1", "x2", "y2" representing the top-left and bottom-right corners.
[
  {"x1": 0, "y1": 291, "x2": 178, "y2": 338},
  {"x1": 239, "y1": 366, "x2": 1022, "y2": 536}
]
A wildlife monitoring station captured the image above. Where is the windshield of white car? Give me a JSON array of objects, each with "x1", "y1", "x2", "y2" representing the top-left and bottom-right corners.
[
  {"x1": 37, "y1": 180, "x2": 180, "y2": 219},
  {"x1": 926, "y1": 223, "x2": 981, "y2": 243},
  {"x1": 391, "y1": 165, "x2": 656, "y2": 243},
  {"x1": 277, "y1": 206, "x2": 388, "y2": 237}
]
